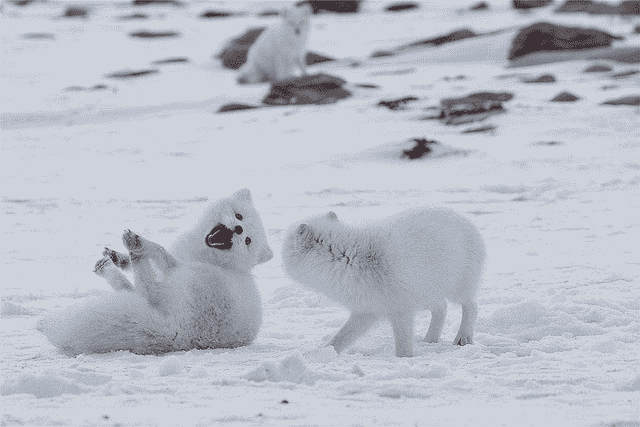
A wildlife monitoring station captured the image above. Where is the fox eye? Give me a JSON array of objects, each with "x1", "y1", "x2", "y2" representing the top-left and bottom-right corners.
[
  {"x1": 235, "y1": 213, "x2": 243, "y2": 221},
  {"x1": 245, "y1": 237, "x2": 251, "y2": 245}
]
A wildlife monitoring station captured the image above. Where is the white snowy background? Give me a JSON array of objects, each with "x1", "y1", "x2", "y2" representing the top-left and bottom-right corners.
[{"x1": 1, "y1": 0, "x2": 639, "y2": 426}]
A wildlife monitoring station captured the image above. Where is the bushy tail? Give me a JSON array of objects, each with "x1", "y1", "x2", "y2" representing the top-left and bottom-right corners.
[{"x1": 37, "y1": 293, "x2": 181, "y2": 356}]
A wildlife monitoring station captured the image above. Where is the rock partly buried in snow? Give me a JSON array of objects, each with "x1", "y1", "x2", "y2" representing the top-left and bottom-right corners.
[
  {"x1": 117, "y1": 13, "x2": 148, "y2": 20},
  {"x1": 158, "y1": 356, "x2": 183, "y2": 376},
  {"x1": 132, "y1": 0, "x2": 183, "y2": 5},
  {"x1": 262, "y1": 73, "x2": 351, "y2": 106},
  {"x1": 461, "y1": 125, "x2": 497, "y2": 134},
  {"x1": 217, "y1": 103, "x2": 260, "y2": 113},
  {"x1": 151, "y1": 57, "x2": 189, "y2": 64},
  {"x1": 508, "y1": 22, "x2": 624, "y2": 61},
  {"x1": 555, "y1": 0, "x2": 640, "y2": 15},
  {"x1": 469, "y1": 2, "x2": 490, "y2": 10},
  {"x1": 438, "y1": 92, "x2": 514, "y2": 125},
  {"x1": 402, "y1": 139, "x2": 438, "y2": 159},
  {"x1": 611, "y1": 69, "x2": 640, "y2": 79},
  {"x1": 385, "y1": 2, "x2": 419, "y2": 12},
  {"x1": 522, "y1": 74, "x2": 557, "y2": 83},
  {"x1": 130, "y1": 30, "x2": 179, "y2": 38},
  {"x1": 601, "y1": 95, "x2": 640, "y2": 106},
  {"x1": 551, "y1": 91, "x2": 580, "y2": 102},
  {"x1": 584, "y1": 64, "x2": 613, "y2": 72},
  {"x1": 303, "y1": 0, "x2": 362, "y2": 14},
  {"x1": 199, "y1": 10, "x2": 240, "y2": 19},
  {"x1": 62, "y1": 6, "x2": 88, "y2": 18},
  {"x1": 371, "y1": 29, "x2": 477, "y2": 58},
  {"x1": 22, "y1": 33, "x2": 54, "y2": 40},
  {"x1": 105, "y1": 69, "x2": 159, "y2": 79},
  {"x1": 377, "y1": 96, "x2": 419, "y2": 111},
  {"x1": 513, "y1": 0, "x2": 554, "y2": 9},
  {"x1": 217, "y1": 27, "x2": 334, "y2": 70}
]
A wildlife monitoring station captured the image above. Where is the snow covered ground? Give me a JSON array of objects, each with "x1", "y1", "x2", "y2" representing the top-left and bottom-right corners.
[{"x1": 2, "y1": 1, "x2": 639, "y2": 426}]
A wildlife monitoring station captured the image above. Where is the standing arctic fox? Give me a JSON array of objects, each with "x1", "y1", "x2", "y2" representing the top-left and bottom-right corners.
[
  {"x1": 281, "y1": 208, "x2": 486, "y2": 357},
  {"x1": 38, "y1": 189, "x2": 273, "y2": 356},
  {"x1": 237, "y1": 3, "x2": 312, "y2": 84}
]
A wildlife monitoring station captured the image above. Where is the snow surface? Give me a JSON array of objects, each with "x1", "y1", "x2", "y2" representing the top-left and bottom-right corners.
[{"x1": 2, "y1": 1, "x2": 639, "y2": 426}]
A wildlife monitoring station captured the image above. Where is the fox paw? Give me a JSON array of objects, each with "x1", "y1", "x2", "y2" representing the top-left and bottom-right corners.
[
  {"x1": 93, "y1": 256, "x2": 113, "y2": 275},
  {"x1": 102, "y1": 247, "x2": 131, "y2": 270},
  {"x1": 453, "y1": 333, "x2": 474, "y2": 346},
  {"x1": 122, "y1": 230, "x2": 142, "y2": 254}
]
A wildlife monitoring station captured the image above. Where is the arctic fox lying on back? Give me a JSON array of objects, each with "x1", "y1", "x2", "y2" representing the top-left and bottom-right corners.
[
  {"x1": 38, "y1": 189, "x2": 273, "y2": 356},
  {"x1": 237, "y1": 2, "x2": 312, "y2": 84},
  {"x1": 282, "y1": 208, "x2": 486, "y2": 357}
]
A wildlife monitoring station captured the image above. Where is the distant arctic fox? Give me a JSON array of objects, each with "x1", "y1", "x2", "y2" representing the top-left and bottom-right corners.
[
  {"x1": 237, "y1": 2, "x2": 312, "y2": 84},
  {"x1": 282, "y1": 208, "x2": 485, "y2": 357},
  {"x1": 38, "y1": 189, "x2": 273, "y2": 356}
]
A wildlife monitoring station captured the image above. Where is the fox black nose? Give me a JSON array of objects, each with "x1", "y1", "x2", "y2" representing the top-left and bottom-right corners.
[{"x1": 234, "y1": 226, "x2": 243, "y2": 235}]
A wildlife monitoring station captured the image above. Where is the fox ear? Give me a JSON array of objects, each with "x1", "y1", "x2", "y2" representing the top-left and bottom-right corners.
[
  {"x1": 234, "y1": 188, "x2": 252, "y2": 202},
  {"x1": 327, "y1": 211, "x2": 338, "y2": 220}
]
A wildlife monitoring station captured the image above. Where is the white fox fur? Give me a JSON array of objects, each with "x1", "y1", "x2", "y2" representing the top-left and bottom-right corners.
[
  {"x1": 281, "y1": 208, "x2": 486, "y2": 357},
  {"x1": 37, "y1": 189, "x2": 273, "y2": 356},
  {"x1": 237, "y1": 3, "x2": 312, "y2": 84}
]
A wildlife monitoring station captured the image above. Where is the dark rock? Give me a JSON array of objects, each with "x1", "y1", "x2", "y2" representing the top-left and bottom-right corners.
[
  {"x1": 522, "y1": 74, "x2": 556, "y2": 83},
  {"x1": 462, "y1": 125, "x2": 496, "y2": 133},
  {"x1": 132, "y1": 0, "x2": 182, "y2": 6},
  {"x1": 152, "y1": 57, "x2": 189, "y2": 64},
  {"x1": 513, "y1": 0, "x2": 554, "y2": 9},
  {"x1": 299, "y1": 1, "x2": 361, "y2": 14},
  {"x1": 130, "y1": 30, "x2": 179, "y2": 38},
  {"x1": 118, "y1": 13, "x2": 149, "y2": 20},
  {"x1": 63, "y1": 6, "x2": 88, "y2": 18},
  {"x1": 22, "y1": 33, "x2": 54, "y2": 40},
  {"x1": 105, "y1": 69, "x2": 159, "y2": 79},
  {"x1": 64, "y1": 86, "x2": 85, "y2": 91},
  {"x1": 377, "y1": 97, "x2": 419, "y2": 110},
  {"x1": 619, "y1": 1, "x2": 640, "y2": 15},
  {"x1": 306, "y1": 52, "x2": 335, "y2": 65},
  {"x1": 635, "y1": 25, "x2": 640, "y2": 34},
  {"x1": 601, "y1": 95, "x2": 640, "y2": 105},
  {"x1": 262, "y1": 73, "x2": 351, "y2": 106},
  {"x1": 217, "y1": 103, "x2": 260, "y2": 113},
  {"x1": 438, "y1": 92, "x2": 514, "y2": 125},
  {"x1": 583, "y1": 64, "x2": 613, "y2": 72},
  {"x1": 281, "y1": 400, "x2": 289, "y2": 404},
  {"x1": 258, "y1": 9, "x2": 279, "y2": 16},
  {"x1": 11, "y1": 0, "x2": 36, "y2": 6},
  {"x1": 371, "y1": 29, "x2": 477, "y2": 58},
  {"x1": 386, "y1": 2, "x2": 419, "y2": 12},
  {"x1": 91, "y1": 84, "x2": 109, "y2": 91},
  {"x1": 470, "y1": 2, "x2": 490, "y2": 10},
  {"x1": 509, "y1": 22, "x2": 623, "y2": 61},
  {"x1": 355, "y1": 83, "x2": 380, "y2": 89},
  {"x1": 611, "y1": 69, "x2": 640, "y2": 78},
  {"x1": 200, "y1": 10, "x2": 238, "y2": 19},
  {"x1": 555, "y1": 0, "x2": 639, "y2": 14},
  {"x1": 402, "y1": 139, "x2": 438, "y2": 160},
  {"x1": 218, "y1": 27, "x2": 334, "y2": 70},
  {"x1": 550, "y1": 91, "x2": 580, "y2": 101}
]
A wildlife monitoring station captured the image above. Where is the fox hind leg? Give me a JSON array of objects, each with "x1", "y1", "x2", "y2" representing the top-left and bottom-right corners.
[
  {"x1": 122, "y1": 230, "x2": 178, "y2": 312},
  {"x1": 102, "y1": 247, "x2": 131, "y2": 272},
  {"x1": 423, "y1": 302, "x2": 447, "y2": 344},
  {"x1": 327, "y1": 312, "x2": 379, "y2": 354},
  {"x1": 93, "y1": 255, "x2": 134, "y2": 292}
]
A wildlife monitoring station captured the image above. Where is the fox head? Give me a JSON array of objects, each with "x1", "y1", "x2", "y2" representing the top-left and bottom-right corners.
[
  {"x1": 172, "y1": 189, "x2": 273, "y2": 271},
  {"x1": 282, "y1": 3, "x2": 312, "y2": 36}
]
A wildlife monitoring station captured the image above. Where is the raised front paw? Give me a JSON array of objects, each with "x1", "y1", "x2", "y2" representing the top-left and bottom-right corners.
[
  {"x1": 93, "y1": 256, "x2": 113, "y2": 275},
  {"x1": 122, "y1": 229, "x2": 143, "y2": 254},
  {"x1": 102, "y1": 247, "x2": 131, "y2": 270}
]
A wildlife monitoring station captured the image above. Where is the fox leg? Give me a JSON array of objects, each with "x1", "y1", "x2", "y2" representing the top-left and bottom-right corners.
[
  {"x1": 423, "y1": 301, "x2": 448, "y2": 343},
  {"x1": 102, "y1": 247, "x2": 131, "y2": 272},
  {"x1": 121, "y1": 230, "x2": 178, "y2": 311},
  {"x1": 327, "y1": 312, "x2": 379, "y2": 354},
  {"x1": 93, "y1": 255, "x2": 134, "y2": 292},
  {"x1": 453, "y1": 300, "x2": 477, "y2": 346},
  {"x1": 389, "y1": 311, "x2": 415, "y2": 357}
]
